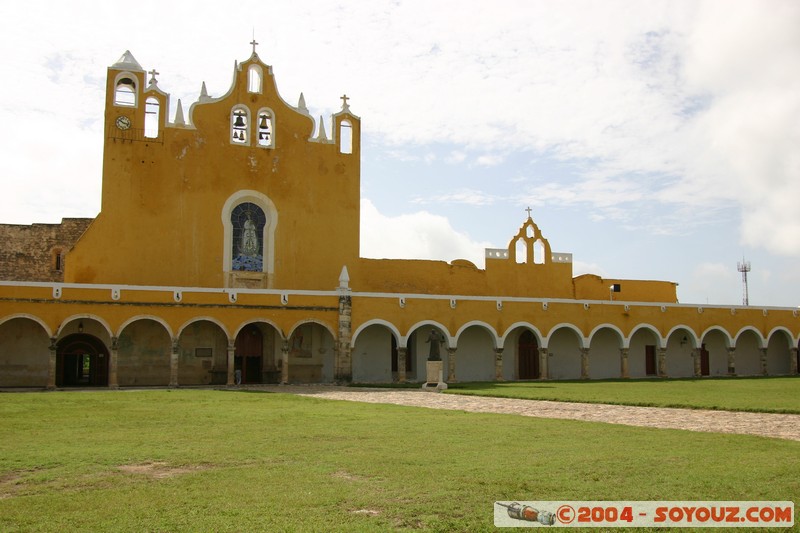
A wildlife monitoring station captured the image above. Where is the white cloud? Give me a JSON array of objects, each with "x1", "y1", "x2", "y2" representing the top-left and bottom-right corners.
[{"x1": 360, "y1": 199, "x2": 492, "y2": 267}]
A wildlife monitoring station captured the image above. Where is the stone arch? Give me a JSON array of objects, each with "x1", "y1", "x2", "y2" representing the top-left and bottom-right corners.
[
  {"x1": 588, "y1": 325, "x2": 624, "y2": 379},
  {"x1": 455, "y1": 321, "x2": 499, "y2": 349},
  {"x1": 501, "y1": 323, "x2": 544, "y2": 381},
  {"x1": 406, "y1": 321, "x2": 451, "y2": 382},
  {"x1": 734, "y1": 327, "x2": 765, "y2": 376},
  {"x1": 286, "y1": 320, "x2": 337, "y2": 383},
  {"x1": 765, "y1": 327, "x2": 793, "y2": 376},
  {"x1": 627, "y1": 324, "x2": 663, "y2": 378},
  {"x1": 233, "y1": 321, "x2": 283, "y2": 384},
  {"x1": 0, "y1": 315, "x2": 52, "y2": 387},
  {"x1": 453, "y1": 322, "x2": 498, "y2": 382},
  {"x1": 222, "y1": 190, "x2": 278, "y2": 287},
  {"x1": 117, "y1": 317, "x2": 173, "y2": 386},
  {"x1": 176, "y1": 318, "x2": 229, "y2": 385},
  {"x1": 57, "y1": 314, "x2": 113, "y2": 342},
  {"x1": 699, "y1": 327, "x2": 733, "y2": 377},
  {"x1": 546, "y1": 324, "x2": 585, "y2": 380},
  {"x1": 665, "y1": 326, "x2": 697, "y2": 378},
  {"x1": 352, "y1": 321, "x2": 401, "y2": 383}
]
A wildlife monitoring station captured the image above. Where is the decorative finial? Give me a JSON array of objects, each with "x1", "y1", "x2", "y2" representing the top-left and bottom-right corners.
[
  {"x1": 148, "y1": 68, "x2": 159, "y2": 85},
  {"x1": 250, "y1": 38, "x2": 259, "y2": 55},
  {"x1": 525, "y1": 206, "x2": 532, "y2": 218},
  {"x1": 340, "y1": 94, "x2": 350, "y2": 112}
]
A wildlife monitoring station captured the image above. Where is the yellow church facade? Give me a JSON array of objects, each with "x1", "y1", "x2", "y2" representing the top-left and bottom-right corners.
[{"x1": 1, "y1": 47, "x2": 798, "y2": 388}]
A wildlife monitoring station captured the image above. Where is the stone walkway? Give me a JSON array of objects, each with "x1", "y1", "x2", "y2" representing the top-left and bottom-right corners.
[{"x1": 262, "y1": 385, "x2": 800, "y2": 442}]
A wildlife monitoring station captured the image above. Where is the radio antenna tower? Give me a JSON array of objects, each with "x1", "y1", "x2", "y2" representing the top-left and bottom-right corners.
[{"x1": 737, "y1": 258, "x2": 751, "y2": 306}]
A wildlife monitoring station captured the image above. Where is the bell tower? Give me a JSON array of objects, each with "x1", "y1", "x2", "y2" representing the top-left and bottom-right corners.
[{"x1": 105, "y1": 51, "x2": 146, "y2": 139}]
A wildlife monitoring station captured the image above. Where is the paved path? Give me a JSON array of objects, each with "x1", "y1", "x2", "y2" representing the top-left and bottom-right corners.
[{"x1": 263, "y1": 385, "x2": 800, "y2": 442}]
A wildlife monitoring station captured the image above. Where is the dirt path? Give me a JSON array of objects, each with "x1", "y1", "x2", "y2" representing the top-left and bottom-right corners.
[{"x1": 263, "y1": 385, "x2": 800, "y2": 442}]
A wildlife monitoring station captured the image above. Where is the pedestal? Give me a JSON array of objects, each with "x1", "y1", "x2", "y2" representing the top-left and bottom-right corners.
[{"x1": 421, "y1": 360, "x2": 448, "y2": 392}]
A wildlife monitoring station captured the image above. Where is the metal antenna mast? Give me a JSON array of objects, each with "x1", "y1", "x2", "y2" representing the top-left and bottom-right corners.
[{"x1": 737, "y1": 258, "x2": 751, "y2": 306}]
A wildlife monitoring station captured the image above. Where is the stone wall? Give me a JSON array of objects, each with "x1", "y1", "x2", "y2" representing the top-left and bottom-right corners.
[{"x1": 0, "y1": 218, "x2": 93, "y2": 282}]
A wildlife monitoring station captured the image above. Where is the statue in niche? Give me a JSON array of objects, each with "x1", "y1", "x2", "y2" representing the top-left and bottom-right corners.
[
  {"x1": 242, "y1": 214, "x2": 258, "y2": 256},
  {"x1": 425, "y1": 329, "x2": 444, "y2": 361}
]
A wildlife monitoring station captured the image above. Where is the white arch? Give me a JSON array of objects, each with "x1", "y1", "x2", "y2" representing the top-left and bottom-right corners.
[
  {"x1": 176, "y1": 316, "x2": 230, "y2": 339},
  {"x1": 0, "y1": 313, "x2": 53, "y2": 338},
  {"x1": 287, "y1": 319, "x2": 337, "y2": 341},
  {"x1": 455, "y1": 320, "x2": 499, "y2": 349},
  {"x1": 588, "y1": 323, "x2": 625, "y2": 347},
  {"x1": 57, "y1": 314, "x2": 113, "y2": 340},
  {"x1": 546, "y1": 323, "x2": 588, "y2": 349},
  {"x1": 500, "y1": 322, "x2": 546, "y2": 347},
  {"x1": 116, "y1": 315, "x2": 174, "y2": 339},
  {"x1": 700, "y1": 326, "x2": 733, "y2": 347},
  {"x1": 351, "y1": 319, "x2": 402, "y2": 347},
  {"x1": 627, "y1": 323, "x2": 665, "y2": 349},
  {"x1": 232, "y1": 318, "x2": 285, "y2": 340},
  {"x1": 734, "y1": 326, "x2": 766, "y2": 349},
  {"x1": 766, "y1": 326, "x2": 795, "y2": 347},
  {"x1": 405, "y1": 320, "x2": 453, "y2": 348},
  {"x1": 221, "y1": 190, "x2": 279, "y2": 281},
  {"x1": 665, "y1": 325, "x2": 699, "y2": 348}
]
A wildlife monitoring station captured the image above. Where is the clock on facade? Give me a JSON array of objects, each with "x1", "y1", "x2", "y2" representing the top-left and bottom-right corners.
[{"x1": 115, "y1": 115, "x2": 132, "y2": 130}]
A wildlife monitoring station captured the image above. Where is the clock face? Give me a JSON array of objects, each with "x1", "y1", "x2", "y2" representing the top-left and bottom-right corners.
[{"x1": 115, "y1": 115, "x2": 132, "y2": 130}]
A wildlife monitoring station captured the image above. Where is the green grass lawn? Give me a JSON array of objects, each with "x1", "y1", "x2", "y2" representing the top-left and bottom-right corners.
[
  {"x1": 443, "y1": 376, "x2": 800, "y2": 414},
  {"x1": 1, "y1": 389, "x2": 798, "y2": 532}
]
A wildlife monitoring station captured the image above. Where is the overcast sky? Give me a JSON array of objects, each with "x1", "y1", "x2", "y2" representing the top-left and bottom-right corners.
[{"x1": 0, "y1": 0, "x2": 798, "y2": 307}]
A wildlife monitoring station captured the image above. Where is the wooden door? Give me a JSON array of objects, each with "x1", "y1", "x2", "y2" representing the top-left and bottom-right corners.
[
  {"x1": 645, "y1": 345, "x2": 657, "y2": 376},
  {"x1": 518, "y1": 331, "x2": 540, "y2": 379}
]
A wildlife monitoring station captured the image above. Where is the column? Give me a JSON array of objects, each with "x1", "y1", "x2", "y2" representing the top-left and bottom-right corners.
[
  {"x1": 281, "y1": 339, "x2": 290, "y2": 384},
  {"x1": 538, "y1": 347, "x2": 549, "y2": 380},
  {"x1": 657, "y1": 347, "x2": 667, "y2": 377},
  {"x1": 790, "y1": 348, "x2": 798, "y2": 375},
  {"x1": 397, "y1": 347, "x2": 407, "y2": 384},
  {"x1": 108, "y1": 337, "x2": 119, "y2": 389},
  {"x1": 494, "y1": 348, "x2": 504, "y2": 381},
  {"x1": 580, "y1": 348, "x2": 590, "y2": 380},
  {"x1": 727, "y1": 347, "x2": 736, "y2": 376},
  {"x1": 447, "y1": 347, "x2": 457, "y2": 382},
  {"x1": 619, "y1": 348, "x2": 629, "y2": 379},
  {"x1": 226, "y1": 339, "x2": 235, "y2": 386},
  {"x1": 336, "y1": 294, "x2": 352, "y2": 382},
  {"x1": 169, "y1": 338, "x2": 179, "y2": 388},
  {"x1": 692, "y1": 348, "x2": 701, "y2": 377},
  {"x1": 760, "y1": 348, "x2": 768, "y2": 376},
  {"x1": 47, "y1": 337, "x2": 57, "y2": 390}
]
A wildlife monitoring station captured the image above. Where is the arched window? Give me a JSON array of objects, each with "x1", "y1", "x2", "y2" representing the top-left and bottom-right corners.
[
  {"x1": 144, "y1": 97, "x2": 160, "y2": 138},
  {"x1": 533, "y1": 239, "x2": 545, "y2": 264},
  {"x1": 256, "y1": 109, "x2": 274, "y2": 148},
  {"x1": 248, "y1": 65, "x2": 263, "y2": 94},
  {"x1": 515, "y1": 239, "x2": 527, "y2": 264},
  {"x1": 231, "y1": 106, "x2": 249, "y2": 145},
  {"x1": 339, "y1": 119, "x2": 353, "y2": 154},
  {"x1": 114, "y1": 76, "x2": 137, "y2": 107},
  {"x1": 231, "y1": 203, "x2": 266, "y2": 271}
]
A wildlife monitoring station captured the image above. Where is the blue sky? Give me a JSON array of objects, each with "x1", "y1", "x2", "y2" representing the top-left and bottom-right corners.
[{"x1": 0, "y1": 0, "x2": 798, "y2": 307}]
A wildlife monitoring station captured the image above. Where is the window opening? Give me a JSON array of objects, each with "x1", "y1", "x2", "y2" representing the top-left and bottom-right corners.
[
  {"x1": 114, "y1": 77, "x2": 136, "y2": 106},
  {"x1": 515, "y1": 239, "x2": 527, "y2": 264},
  {"x1": 144, "y1": 97, "x2": 160, "y2": 138},
  {"x1": 257, "y1": 111, "x2": 273, "y2": 147},
  {"x1": 248, "y1": 65, "x2": 262, "y2": 93},
  {"x1": 339, "y1": 119, "x2": 352, "y2": 154},
  {"x1": 231, "y1": 203, "x2": 266, "y2": 271},
  {"x1": 53, "y1": 249, "x2": 63, "y2": 271},
  {"x1": 231, "y1": 108, "x2": 248, "y2": 144},
  {"x1": 533, "y1": 239, "x2": 545, "y2": 264}
]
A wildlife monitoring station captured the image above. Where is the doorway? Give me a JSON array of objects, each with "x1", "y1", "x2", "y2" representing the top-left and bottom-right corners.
[
  {"x1": 518, "y1": 330, "x2": 540, "y2": 379},
  {"x1": 235, "y1": 325, "x2": 263, "y2": 384},
  {"x1": 700, "y1": 344, "x2": 710, "y2": 376},
  {"x1": 57, "y1": 334, "x2": 109, "y2": 387}
]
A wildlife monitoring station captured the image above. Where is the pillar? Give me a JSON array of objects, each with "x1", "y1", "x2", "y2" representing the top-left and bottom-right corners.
[
  {"x1": 281, "y1": 339, "x2": 290, "y2": 384},
  {"x1": 170, "y1": 338, "x2": 179, "y2": 388},
  {"x1": 47, "y1": 337, "x2": 57, "y2": 390},
  {"x1": 760, "y1": 348, "x2": 768, "y2": 376},
  {"x1": 447, "y1": 347, "x2": 457, "y2": 382},
  {"x1": 619, "y1": 348, "x2": 629, "y2": 379},
  {"x1": 727, "y1": 347, "x2": 736, "y2": 376},
  {"x1": 336, "y1": 294, "x2": 352, "y2": 382},
  {"x1": 692, "y1": 348, "x2": 701, "y2": 377},
  {"x1": 580, "y1": 348, "x2": 590, "y2": 380},
  {"x1": 657, "y1": 347, "x2": 667, "y2": 377},
  {"x1": 224, "y1": 339, "x2": 235, "y2": 386},
  {"x1": 397, "y1": 347, "x2": 407, "y2": 384},
  {"x1": 108, "y1": 337, "x2": 119, "y2": 389},
  {"x1": 494, "y1": 348, "x2": 504, "y2": 381},
  {"x1": 790, "y1": 347, "x2": 798, "y2": 375},
  {"x1": 538, "y1": 347, "x2": 549, "y2": 380}
]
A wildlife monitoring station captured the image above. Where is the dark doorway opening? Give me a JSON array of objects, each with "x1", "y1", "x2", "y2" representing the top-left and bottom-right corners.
[
  {"x1": 645, "y1": 345, "x2": 657, "y2": 376},
  {"x1": 518, "y1": 330, "x2": 540, "y2": 379},
  {"x1": 235, "y1": 325, "x2": 263, "y2": 384},
  {"x1": 57, "y1": 334, "x2": 109, "y2": 387},
  {"x1": 700, "y1": 344, "x2": 710, "y2": 376}
]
